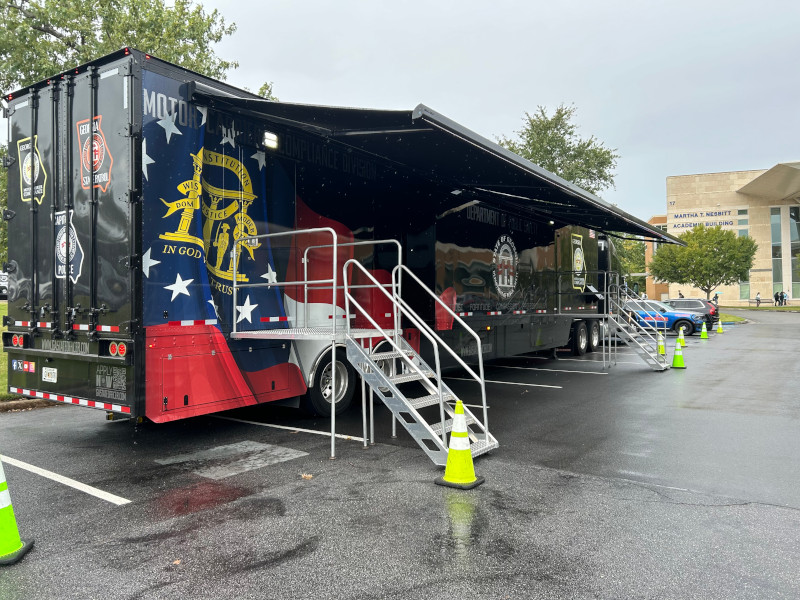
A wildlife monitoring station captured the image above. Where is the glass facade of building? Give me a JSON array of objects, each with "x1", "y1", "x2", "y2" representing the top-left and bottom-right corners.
[{"x1": 771, "y1": 207, "x2": 783, "y2": 295}]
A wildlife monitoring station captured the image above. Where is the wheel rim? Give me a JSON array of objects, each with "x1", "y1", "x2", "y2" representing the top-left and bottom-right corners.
[
  {"x1": 579, "y1": 327, "x2": 588, "y2": 350},
  {"x1": 320, "y1": 360, "x2": 348, "y2": 404},
  {"x1": 590, "y1": 325, "x2": 599, "y2": 347}
]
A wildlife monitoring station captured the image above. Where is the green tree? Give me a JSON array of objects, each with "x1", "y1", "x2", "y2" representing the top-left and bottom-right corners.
[
  {"x1": 647, "y1": 225, "x2": 757, "y2": 299},
  {"x1": 0, "y1": 0, "x2": 238, "y2": 92},
  {"x1": 614, "y1": 237, "x2": 646, "y2": 290},
  {"x1": 497, "y1": 104, "x2": 620, "y2": 195},
  {"x1": 257, "y1": 81, "x2": 279, "y2": 102},
  {"x1": 0, "y1": 0, "x2": 239, "y2": 268}
]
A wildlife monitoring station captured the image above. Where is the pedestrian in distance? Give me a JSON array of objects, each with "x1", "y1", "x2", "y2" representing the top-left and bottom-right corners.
[
  {"x1": 713, "y1": 293, "x2": 719, "y2": 305},
  {"x1": 755, "y1": 291, "x2": 761, "y2": 307},
  {"x1": 678, "y1": 291, "x2": 685, "y2": 298},
  {"x1": 774, "y1": 291, "x2": 780, "y2": 306}
]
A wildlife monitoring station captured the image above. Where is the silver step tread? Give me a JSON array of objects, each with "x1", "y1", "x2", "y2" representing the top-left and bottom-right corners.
[{"x1": 408, "y1": 392, "x2": 455, "y2": 410}]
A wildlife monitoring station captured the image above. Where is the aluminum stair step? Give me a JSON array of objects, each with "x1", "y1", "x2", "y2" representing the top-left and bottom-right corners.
[
  {"x1": 430, "y1": 415, "x2": 476, "y2": 437},
  {"x1": 470, "y1": 438, "x2": 499, "y2": 458},
  {"x1": 407, "y1": 392, "x2": 455, "y2": 410},
  {"x1": 369, "y1": 349, "x2": 415, "y2": 361},
  {"x1": 389, "y1": 371, "x2": 434, "y2": 385}
]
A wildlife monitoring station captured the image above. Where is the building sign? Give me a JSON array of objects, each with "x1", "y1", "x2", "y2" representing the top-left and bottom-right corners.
[
  {"x1": 572, "y1": 233, "x2": 585, "y2": 291},
  {"x1": 669, "y1": 209, "x2": 736, "y2": 230}
]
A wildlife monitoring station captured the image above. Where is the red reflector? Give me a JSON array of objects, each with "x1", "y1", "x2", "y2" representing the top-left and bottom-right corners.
[
  {"x1": 117, "y1": 342, "x2": 127, "y2": 357},
  {"x1": 109, "y1": 342, "x2": 118, "y2": 356}
]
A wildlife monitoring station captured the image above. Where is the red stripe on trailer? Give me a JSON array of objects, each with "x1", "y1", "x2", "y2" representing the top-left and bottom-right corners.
[
  {"x1": 14, "y1": 321, "x2": 31, "y2": 327},
  {"x1": 36, "y1": 322, "x2": 52, "y2": 328},
  {"x1": 535, "y1": 309, "x2": 547, "y2": 313},
  {"x1": 327, "y1": 315, "x2": 351, "y2": 319},
  {"x1": 486, "y1": 311, "x2": 502, "y2": 316},
  {"x1": 260, "y1": 316, "x2": 290, "y2": 322},
  {"x1": 10, "y1": 387, "x2": 132, "y2": 414},
  {"x1": 96, "y1": 325, "x2": 120, "y2": 332},
  {"x1": 457, "y1": 312, "x2": 473, "y2": 317},
  {"x1": 167, "y1": 319, "x2": 218, "y2": 327},
  {"x1": 72, "y1": 324, "x2": 91, "y2": 331},
  {"x1": 513, "y1": 310, "x2": 527, "y2": 315}
]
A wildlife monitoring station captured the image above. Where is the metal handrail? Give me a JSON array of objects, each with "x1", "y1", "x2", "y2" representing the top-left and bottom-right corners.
[
  {"x1": 392, "y1": 265, "x2": 489, "y2": 435},
  {"x1": 231, "y1": 227, "x2": 339, "y2": 459},
  {"x1": 303, "y1": 239, "x2": 403, "y2": 328},
  {"x1": 343, "y1": 260, "x2": 448, "y2": 444}
]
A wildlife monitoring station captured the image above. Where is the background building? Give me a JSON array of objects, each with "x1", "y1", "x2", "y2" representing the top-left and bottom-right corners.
[{"x1": 649, "y1": 162, "x2": 800, "y2": 305}]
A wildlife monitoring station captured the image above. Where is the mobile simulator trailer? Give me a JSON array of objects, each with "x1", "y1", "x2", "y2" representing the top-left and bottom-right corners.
[{"x1": 3, "y1": 50, "x2": 674, "y2": 458}]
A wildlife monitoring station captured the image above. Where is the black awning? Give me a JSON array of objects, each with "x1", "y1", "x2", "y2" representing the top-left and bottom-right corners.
[{"x1": 190, "y1": 86, "x2": 679, "y2": 244}]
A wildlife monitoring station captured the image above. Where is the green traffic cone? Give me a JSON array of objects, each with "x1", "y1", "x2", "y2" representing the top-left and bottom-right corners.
[
  {"x1": 0, "y1": 457, "x2": 34, "y2": 565},
  {"x1": 671, "y1": 343, "x2": 686, "y2": 369},
  {"x1": 700, "y1": 322, "x2": 708, "y2": 339}
]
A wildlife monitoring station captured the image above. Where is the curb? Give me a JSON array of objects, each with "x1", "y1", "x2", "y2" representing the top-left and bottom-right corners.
[{"x1": 0, "y1": 398, "x2": 55, "y2": 413}]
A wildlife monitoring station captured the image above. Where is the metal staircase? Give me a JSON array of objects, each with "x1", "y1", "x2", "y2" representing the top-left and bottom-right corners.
[
  {"x1": 606, "y1": 292, "x2": 670, "y2": 371},
  {"x1": 344, "y1": 262, "x2": 498, "y2": 466}
]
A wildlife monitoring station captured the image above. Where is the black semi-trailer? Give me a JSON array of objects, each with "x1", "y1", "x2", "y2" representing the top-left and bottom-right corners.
[{"x1": 3, "y1": 48, "x2": 676, "y2": 433}]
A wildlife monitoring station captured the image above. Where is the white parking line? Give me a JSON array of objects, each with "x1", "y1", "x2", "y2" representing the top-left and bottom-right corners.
[
  {"x1": 492, "y1": 365, "x2": 608, "y2": 375},
  {"x1": 1, "y1": 454, "x2": 131, "y2": 506},
  {"x1": 214, "y1": 416, "x2": 366, "y2": 442},
  {"x1": 445, "y1": 377, "x2": 562, "y2": 389}
]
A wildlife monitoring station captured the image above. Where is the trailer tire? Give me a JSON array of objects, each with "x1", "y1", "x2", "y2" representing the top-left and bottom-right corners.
[
  {"x1": 303, "y1": 349, "x2": 356, "y2": 417},
  {"x1": 587, "y1": 320, "x2": 600, "y2": 352},
  {"x1": 571, "y1": 321, "x2": 588, "y2": 356}
]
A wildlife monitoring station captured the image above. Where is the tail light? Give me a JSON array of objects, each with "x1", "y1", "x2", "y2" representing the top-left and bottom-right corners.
[
  {"x1": 12, "y1": 334, "x2": 19, "y2": 346},
  {"x1": 117, "y1": 342, "x2": 127, "y2": 357},
  {"x1": 109, "y1": 342, "x2": 118, "y2": 356}
]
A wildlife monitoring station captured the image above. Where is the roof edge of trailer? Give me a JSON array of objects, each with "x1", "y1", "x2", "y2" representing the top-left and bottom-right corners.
[
  {"x1": 188, "y1": 86, "x2": 681, "y2": 245},
  {"x1": 409, "y1": 104, "x2": 682, "y2": 245}
]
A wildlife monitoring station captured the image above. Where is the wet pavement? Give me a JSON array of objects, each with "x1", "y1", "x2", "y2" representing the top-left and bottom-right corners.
[{"x1": 0, "y1": 309, "x2": 798, "y2": 599}]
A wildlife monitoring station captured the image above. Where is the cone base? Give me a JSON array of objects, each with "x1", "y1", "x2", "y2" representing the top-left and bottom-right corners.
[
  {"x1": 435, "y1": 476, "x2": 485, "y2": 490},
  {"x1": 0, "y1": 538, "x2": 34, "y2": 566}
]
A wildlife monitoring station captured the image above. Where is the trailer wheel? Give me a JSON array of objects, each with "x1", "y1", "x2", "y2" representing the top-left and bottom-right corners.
[
  {"x1": 571, "y1": 321, "x2": 588, "y2": 356},
  {"x1": 304, "y1": 349, "x2": 356, "y2": 417},
  {"x1": 587, "y1": 320, "x2": 600, "y2": 352}
]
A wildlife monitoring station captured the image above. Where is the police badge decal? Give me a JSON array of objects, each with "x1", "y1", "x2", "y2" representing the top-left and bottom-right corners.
[{"x1": 492, "y1": 235, "x2": 518, "y2": 300}]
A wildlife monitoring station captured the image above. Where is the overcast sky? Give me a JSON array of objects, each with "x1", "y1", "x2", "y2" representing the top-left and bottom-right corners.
[{"x1": 202, "y1": 0, "x2": 800, "y2": 220}]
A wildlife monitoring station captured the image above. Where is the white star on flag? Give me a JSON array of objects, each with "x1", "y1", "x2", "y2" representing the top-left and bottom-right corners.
[
  {"x1": 158, "y1": 112, "x2": 182, "y2": 144},
  {"x1": 208, "y1": 299, "x2": 220, "y2": 319},
  {"x1": 142, "y1": 139, "x2": 155, "y2": 181},
  {"x1": 197, "y1": 106, "x2": 207, "y2": 126},
  {"x1": 142, "y1": 247, "x2": 161, "y2": 278},
  {"x1": 251, "y1": 150, "x2": 266, "y2": 171},
  {"x1": 221, "y1": 121, "x2": 238, "y2": 148},
  {"x1": 236, "y1": 295, "x2": 258, "y2": 323},
  {"x1": 261, "y1": 263, "x2": 277, "y2": 286},
  {"x1": 164, "y1": 273, "x2": 194, "y2": 301}
]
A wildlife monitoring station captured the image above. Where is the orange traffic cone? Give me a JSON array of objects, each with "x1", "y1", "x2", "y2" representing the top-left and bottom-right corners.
[{"x1": 435, "y1": 400, "x2": 485, "y2": 490}]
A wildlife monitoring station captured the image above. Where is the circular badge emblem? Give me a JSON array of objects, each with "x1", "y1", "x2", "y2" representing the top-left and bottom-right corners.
[
  {"x1": 573, "y1": 245, "x2": 585, "y2": 273},
  {"x1": 81, "y1": 133, "x2": 106, "y2": 173},
  {"x1": 492, "y1": 235, "x2": 519, "y2": 300},
  {"x1": 22, "y1": 152, "x2": 40, "y2": 185},
  {"x1": 56, "y1": 226, "x2": 79, "y2": 263}
]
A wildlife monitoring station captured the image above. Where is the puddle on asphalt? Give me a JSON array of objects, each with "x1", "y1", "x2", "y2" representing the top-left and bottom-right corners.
[{"x1": 155, "y1": 480, "x2": 249, "y2": 518}]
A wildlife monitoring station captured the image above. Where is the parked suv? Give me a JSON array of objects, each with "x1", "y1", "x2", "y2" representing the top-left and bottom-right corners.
[
  {"x1": 623, "y1": 300, "x2": 704, "y2": 335},
  {"x1": 664, "y1": 298, "x2": 719, "y2": 327}
]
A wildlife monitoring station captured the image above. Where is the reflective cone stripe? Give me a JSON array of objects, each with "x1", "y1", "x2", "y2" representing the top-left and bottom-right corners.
[
  {"x1": 435, "y1": 400, "x2": 485, "y2": 490},
  {"x1": 678, "y1": 327, "x2": 686, "y2": 348},
  {"x1": 671, "y1": 343, "x2": 686, "y2": 369},
  {"x1": 700, "y1": 322, "x2": 709, "y2": 339},
  {"x1": 0, "y1": 458, "x2": 34, "y2": 565}
]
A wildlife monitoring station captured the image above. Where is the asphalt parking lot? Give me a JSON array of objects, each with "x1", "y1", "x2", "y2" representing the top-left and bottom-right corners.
[{"x1": 1, "y1": 310, "x2": 799, "y2": 599}]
